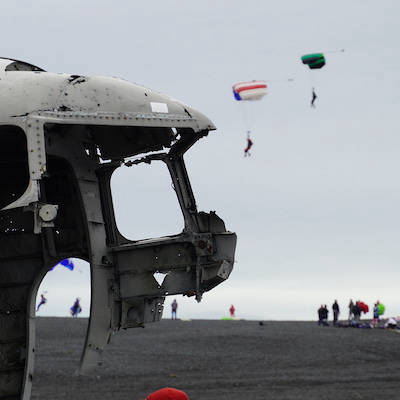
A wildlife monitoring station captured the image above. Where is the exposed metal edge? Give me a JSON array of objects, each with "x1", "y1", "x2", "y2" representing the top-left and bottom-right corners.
[
  {"x1": 1, "y1": 180, "x2": 39, "y2": 211},
  {"x1": 31, "y1": 110, "x2": 200, "y2": 128}
]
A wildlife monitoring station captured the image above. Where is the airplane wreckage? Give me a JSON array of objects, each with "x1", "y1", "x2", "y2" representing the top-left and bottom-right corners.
[{"x1": 0, "y1": 58, "x2": 236, "y2": 400}]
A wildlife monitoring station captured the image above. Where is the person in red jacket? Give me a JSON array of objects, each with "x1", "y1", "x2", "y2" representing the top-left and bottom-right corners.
[
  {"x1": 229, "y1": 304, "x2": 235, "y2": 318},
  {"x1": 146, "y1": 388, "x2": 188, "y2": 400}
]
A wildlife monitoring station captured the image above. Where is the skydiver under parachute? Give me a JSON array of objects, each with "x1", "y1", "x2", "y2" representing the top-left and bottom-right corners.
[
  {"x1": 302, "y1": 49, "x2": 345, "y2": 107},
  {"x1": 302, "y1": 53, "x2": 325, "y2": 107},
  {"x1": 232, "y1": 80, "x2": 267, "y2": 157}
]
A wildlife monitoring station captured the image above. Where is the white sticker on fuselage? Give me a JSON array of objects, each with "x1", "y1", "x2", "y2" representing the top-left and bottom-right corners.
[{"x1": 150, "y1": 102, "x2": 169, "y2": 113}]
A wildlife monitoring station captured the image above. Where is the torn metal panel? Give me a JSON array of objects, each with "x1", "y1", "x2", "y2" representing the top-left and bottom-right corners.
[
  {"x1": 1, "y1": 181, "x2": 39, "y2": 211},
  {"x1": 0, "y1": 58, "x2": 236, "y2": 400}
]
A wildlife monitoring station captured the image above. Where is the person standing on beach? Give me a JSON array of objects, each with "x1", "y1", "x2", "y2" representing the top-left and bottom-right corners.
[
  {"x1": 171, "y1": 299, "x2": 178, "y2": 320},
  {"x1": 348, "y1": 299, "x2": 354, "y2": 321},
  {"x1": 318, "y1": 305, "x2": 324, "y2": 325},
  {"x1": 229, "y1": 304, "x2": 235, "y2": 318},
  {"x1": 373, "y1": 302, "x2": 379, "y2": 327},
  {"x1": 332, "y1": 300, "x2": 340, "y2": 326},
  {"x1": 353, "y1": 301, "x2": 361, "y2": 322},
  {"x1": 324, "y1": 304, "x2": 329, "y2": 323},
  {"x1": 317, "y1": 305, "x2": 329, "y2": 326},
  {"x1": 70, "y1": 298, "x2": 82, "y2": 317}
]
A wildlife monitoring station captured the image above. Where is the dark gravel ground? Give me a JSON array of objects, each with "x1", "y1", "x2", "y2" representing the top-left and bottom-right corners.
[{"x1": 31, "y1": 318, "x2": 400, "y2": 400}]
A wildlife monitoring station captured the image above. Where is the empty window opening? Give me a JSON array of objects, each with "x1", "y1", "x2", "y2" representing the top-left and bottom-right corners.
[
  {"x1": 42, "y1": 123, "x2": 189, "y2": 241},
  {"x1": 111, "y1": 161, "x2": 183, "y2": 240}
]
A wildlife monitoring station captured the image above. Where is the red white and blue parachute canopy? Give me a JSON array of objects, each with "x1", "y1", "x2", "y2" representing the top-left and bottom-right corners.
[{"x1": 232, "y1": 80, "x2": 267, "y2": 101}]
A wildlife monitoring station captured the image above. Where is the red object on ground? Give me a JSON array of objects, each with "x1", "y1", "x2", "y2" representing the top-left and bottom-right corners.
[{"x1": 146, "y1": 388, "x2": 189, "y2": 400}]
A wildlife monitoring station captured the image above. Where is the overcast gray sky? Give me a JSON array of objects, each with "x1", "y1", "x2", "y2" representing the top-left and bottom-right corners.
[{"x1": 6, "y1": 0, "x2": 399, "y2": 320}]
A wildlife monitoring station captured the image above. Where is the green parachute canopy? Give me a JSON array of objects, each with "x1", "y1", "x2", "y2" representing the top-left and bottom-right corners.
[
  {"x1": 377, "y1": 303, "x2": 385, "y2": 315},
  {"x1": 301, "y1": 53, "x2": 326, "y2": 69}
]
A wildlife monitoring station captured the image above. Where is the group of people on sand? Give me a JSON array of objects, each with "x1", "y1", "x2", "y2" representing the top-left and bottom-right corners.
[
  {"x1": 318, "y1": 299, "x2": 398, "y2": 329},
  {"x1": 318, "y1": 301, "x2": 340, "y2": 326},
  {"x1": 347, "y1": 299, "x2": 368, "y2": 323}
]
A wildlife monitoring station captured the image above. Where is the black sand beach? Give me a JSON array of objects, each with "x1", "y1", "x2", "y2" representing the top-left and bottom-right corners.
[{"x1": 31, "y1": 318, "x2": 400, "y2": 400}]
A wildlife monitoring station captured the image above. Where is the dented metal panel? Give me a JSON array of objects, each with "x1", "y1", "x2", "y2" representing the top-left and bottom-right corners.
[{"x1": 0, "y1": 58, "x2": 236, "y2": 400}]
